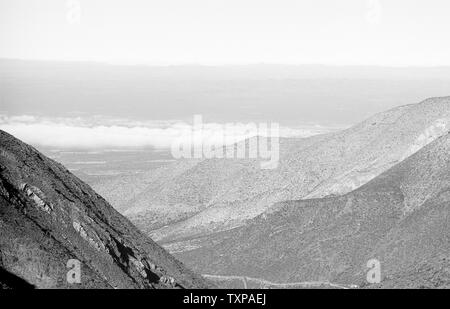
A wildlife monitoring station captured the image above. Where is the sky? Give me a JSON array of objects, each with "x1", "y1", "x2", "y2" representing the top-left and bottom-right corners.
[
  {"x1": 1, "y1": 0, "x2": 450, "y2": 66},
  {"x1": 1, "y1": 1, "x2": 450, "y2": 150}
]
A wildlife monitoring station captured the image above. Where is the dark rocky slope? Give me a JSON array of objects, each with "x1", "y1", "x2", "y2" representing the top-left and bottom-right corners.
[
  {"x1": 176, "y1": 133, "x2": 450, "y2": 289},
  {"x1": 0, "y1": 130, "x2": 211, "y2": 289}
]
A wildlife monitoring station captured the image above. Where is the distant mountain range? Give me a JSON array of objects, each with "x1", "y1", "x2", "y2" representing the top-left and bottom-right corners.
[
  {"x1": 2, "y1": 59, "x2": 450, "y2": 124},
  {"x1": 0, "y1": 130, "x2": 210, "y2": 289},
  {"x1": 93, "y1": 97, "x2": 450, "y2": 245}
]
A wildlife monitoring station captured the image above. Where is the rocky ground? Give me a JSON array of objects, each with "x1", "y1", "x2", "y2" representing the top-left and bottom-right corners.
[
  {"x1": 0, "y1": 130, "x2": 212, "y2": 289},
  {"x1": 175, "y1": 133, "x2": 450, "y2": 288}
]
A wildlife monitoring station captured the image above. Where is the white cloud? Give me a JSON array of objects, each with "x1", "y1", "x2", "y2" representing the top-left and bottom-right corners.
[{"x1": 0, "y1": 115, "x2": 336, "y2": 149}]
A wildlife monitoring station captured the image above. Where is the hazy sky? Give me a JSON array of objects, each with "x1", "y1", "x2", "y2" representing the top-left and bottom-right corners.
[{"x1": 1, "y1": 0, "x2": 450, "y2": 66}]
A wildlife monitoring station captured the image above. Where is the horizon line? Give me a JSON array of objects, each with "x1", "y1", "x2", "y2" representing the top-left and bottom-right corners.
[{"x1": 2, "y1": 57, "x2": 450, "y2": 69}]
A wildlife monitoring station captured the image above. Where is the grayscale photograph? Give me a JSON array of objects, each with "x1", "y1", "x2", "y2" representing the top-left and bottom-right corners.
[{"x1": 0, "y1": 0, "x2": 449, "y2": 297}]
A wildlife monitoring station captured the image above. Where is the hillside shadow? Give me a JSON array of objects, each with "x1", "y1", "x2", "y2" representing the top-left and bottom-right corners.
[{"x1": 0, "y1": 267, "x2": 35, "y2": 289}]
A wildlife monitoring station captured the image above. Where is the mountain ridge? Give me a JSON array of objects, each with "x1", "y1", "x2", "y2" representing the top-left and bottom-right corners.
[
  {"x1": 92, "y1": 97, "x2": 450, "y2": 243},
  {"x1": 0, "y1": 130, "x2": 211, "y2": 289},
  {"x1": 174, "y1": 132, "x2": 450, "y2": 288}
]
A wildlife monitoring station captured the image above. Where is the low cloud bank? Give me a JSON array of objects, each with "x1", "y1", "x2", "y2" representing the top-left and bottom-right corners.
[{"x1": 0, "y1": 115, "x2": 337, "y2": 150}]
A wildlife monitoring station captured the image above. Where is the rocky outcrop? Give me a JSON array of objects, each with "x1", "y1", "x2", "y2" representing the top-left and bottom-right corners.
[{"x1": 0, "y1": 130, "x2": 212, "y2": 289}]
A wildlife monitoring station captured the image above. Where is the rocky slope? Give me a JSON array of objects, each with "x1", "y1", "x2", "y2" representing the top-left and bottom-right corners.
[
  {"x1": 93, "y1": 97, "x2": 450, "y2": 243},
  {"x1": 176, "y1": 133, "x2": 450, "y2": 289},
  {"x1": 0, "y1": 130, "x2": 211, "y2": 289}
]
